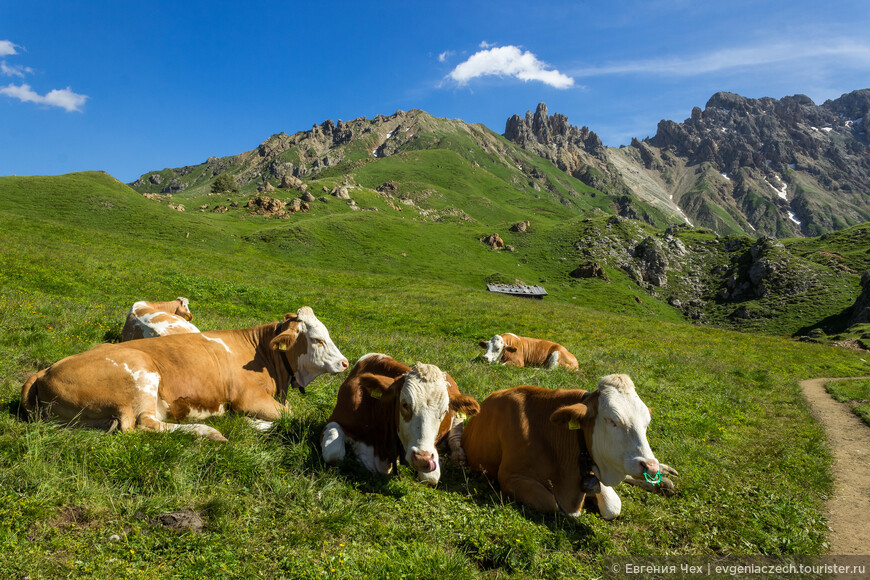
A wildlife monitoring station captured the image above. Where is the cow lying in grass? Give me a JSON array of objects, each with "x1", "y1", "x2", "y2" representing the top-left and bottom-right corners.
[
  {"x1": 478, "y1": 333, "x2": 579, "y2": 370},
  {"x1": 22, "y1": 307, "x2": 348, "y2": 441},
  {"x1": 460, "y1": 374, "x2": 677, "y2": 519},
  {"x1": 321, "y1": 353, "x2": 480, "y2": 485},
  {"x1": 121, "y1": 297, "x2": 200, "y2": 341}
]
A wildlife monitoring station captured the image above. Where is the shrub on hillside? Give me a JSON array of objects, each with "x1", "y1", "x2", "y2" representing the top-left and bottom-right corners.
[{"x1": 212, "y1": 173, "x2": 239, "y2": 194}]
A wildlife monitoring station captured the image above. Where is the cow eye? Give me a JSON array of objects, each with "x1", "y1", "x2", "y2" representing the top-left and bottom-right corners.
[{"x1": 606, "y1": 418, "x2": 618, "y2": 428}]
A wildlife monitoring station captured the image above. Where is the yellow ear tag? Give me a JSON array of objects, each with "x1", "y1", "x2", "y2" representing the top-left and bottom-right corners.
[
  {"x1": 568, "y1": 418, "x2": 582, "y2": 430},
  {"x1": 369, "y1": 390, "x2": 382, "y2": 399},
  {"x1": 278, "y1": 343, "x2": 288, "y2": 351},
  {"x1": 455, "y1": 411, "x2": 467, "y2": 421}
]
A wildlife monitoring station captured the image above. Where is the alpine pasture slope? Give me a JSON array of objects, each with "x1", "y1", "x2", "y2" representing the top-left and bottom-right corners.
[{"x1": 0, "y1": 171, "x2": 866, "y2": 577}]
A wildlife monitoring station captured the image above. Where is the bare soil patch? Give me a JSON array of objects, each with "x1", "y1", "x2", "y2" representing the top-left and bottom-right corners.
[{"x1": 800, "y1": 377, "x2": 870, "y2": 555}]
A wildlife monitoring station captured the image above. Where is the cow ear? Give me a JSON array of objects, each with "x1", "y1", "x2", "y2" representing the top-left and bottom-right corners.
[
  {"x1": 478, "y1": 340, "x2": 488, "y2": 348},
  {"x1": 358, "y1": 373, "x2": 397, "y2": 400},
  {"x1": 504, "y1": 345, "x2": 518, "y2": 353},
  {"x1": 449, "y1": 393, "x2": 481, "y2": 417},
  {"x1": 283, "y1": 312, "x2": 299, "y2": 322},
  {"x1": 550, "y1": 403, "x2": 594, "y2": 430},
  {"x1": 270, "y1": 324, "x2": 299, "y2": 352}
]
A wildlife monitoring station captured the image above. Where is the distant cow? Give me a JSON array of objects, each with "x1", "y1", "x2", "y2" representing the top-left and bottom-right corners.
[
  {"x1": 22, "y1": 307, "x2": 349, "y2": 441},
  {"x1": 460, "y1": 374, "x2": 677, "y2": 519},
  {"x1": 121, "y1": 297, "x2": 200, "y2": 341},
  {"x1": 320, "y1": 353, "x2": 481, "y2": 485},
  {"x1": 478, "y1": 333, "x2": 578, "y2": 370}
]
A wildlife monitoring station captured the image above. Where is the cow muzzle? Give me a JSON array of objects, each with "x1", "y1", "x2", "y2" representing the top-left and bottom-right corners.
[
  {"x1": 410, "y1": 450, "x2": 438, "y2": 473},
  {"x1": 636, "y1": 458, "x2": 660, "y2": 478}
]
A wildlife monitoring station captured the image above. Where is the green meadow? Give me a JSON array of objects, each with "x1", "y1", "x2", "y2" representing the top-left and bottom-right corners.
[{"x1": 0, "y1": 172, "x2": 865, "y2": 578}]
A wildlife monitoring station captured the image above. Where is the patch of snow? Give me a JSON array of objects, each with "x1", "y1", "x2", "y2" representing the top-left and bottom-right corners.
[
  {"x1": 765, "y1": 175, "x2": 788, "y2": 200},
  {"x1": 811, "y1": 126, "x2": 819, "y2": 132},
  {"x1": 386, "y1": 131, "x2": 394, "y2": 138},
  {"x1": 788, "y1": 211, "x2": 801, "y2": 225},
  {"x1": 721, "y1": 173, "x2": 730, "y2": 181},
  {"x1": 846, "y1": 120, "x2": 853, "y2": 128},
  {"x1": 372, "y1": 149, "x2": 378, "y2": 157},
  {"x1": 822, "y1": 127, "x2": 832, "y2": 132},
  {"x1": 748, "y1": 222, "x2": 756, "y2": 231}
]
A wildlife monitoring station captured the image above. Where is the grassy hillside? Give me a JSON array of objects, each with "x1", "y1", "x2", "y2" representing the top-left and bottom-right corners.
[{"x1": 0, "y1": 172, "x2": 867, "y2": 577}]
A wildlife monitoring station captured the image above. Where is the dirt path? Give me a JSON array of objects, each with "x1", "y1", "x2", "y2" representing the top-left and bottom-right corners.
[{"x1": 799, "y1": 377, "x2": 870, "y2": 555}]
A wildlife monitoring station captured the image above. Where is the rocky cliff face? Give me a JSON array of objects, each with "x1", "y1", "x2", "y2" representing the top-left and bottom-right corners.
[
  {"x1": 504, "y1": 103, "x2": 632, "y2": 197},
  {"x1": 506, "y1": 91, "x2": 870, "y2": 238}
]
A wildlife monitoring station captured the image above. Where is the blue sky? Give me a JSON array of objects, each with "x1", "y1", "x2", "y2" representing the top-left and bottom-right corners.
[{"x1": 2, "y1": 1, "x2": 869, "y2": 183}]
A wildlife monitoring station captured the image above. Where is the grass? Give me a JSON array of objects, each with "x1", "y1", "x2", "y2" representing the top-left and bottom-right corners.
[
  {"x1": 825, "y1": 379, "x2": 870, "y2": 426},
  {"x1": 1, "y1": 171, "x2": 868, "y2": 577}
]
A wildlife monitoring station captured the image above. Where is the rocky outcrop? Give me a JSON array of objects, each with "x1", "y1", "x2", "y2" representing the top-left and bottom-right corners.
[
  {"x1": 480, "y1": 233, "x2": 505, "y2": 250},
  {"x1": 569, "y1": 262, "x2": 609, "y2": 281},
  {"x1": 245, "y1": 196, "x2": 288, "y2": 217},
  {"x1": 504, "y1": 103, "x2": 630, "y2": 197},
  {"x1": 509, "y1": 220, "x2": 530, "y2": 233}
]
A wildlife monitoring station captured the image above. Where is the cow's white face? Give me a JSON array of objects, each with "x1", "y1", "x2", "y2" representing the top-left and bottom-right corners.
[
  {"x1": 480, "y1": 334, "x2": 505, "y2": 363},
  {"x1": 590, "y1": 374, "x2": 660, "y2": 487},
  {"x1": 293, "y1": 307, "x2": 349, "y2": 387},
  {"x1": 396, "y1": 363, "x2": 450, "y2": 485}
]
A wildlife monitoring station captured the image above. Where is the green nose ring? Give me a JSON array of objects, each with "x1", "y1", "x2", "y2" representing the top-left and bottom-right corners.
[{"x1": 643, "y1": 469, "x2": 662, "y2": 485}]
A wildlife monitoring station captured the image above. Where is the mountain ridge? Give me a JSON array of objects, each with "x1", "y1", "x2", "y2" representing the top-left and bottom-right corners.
[{"x1": 505, "y1": 89, "x2": 870, "y2": 238}]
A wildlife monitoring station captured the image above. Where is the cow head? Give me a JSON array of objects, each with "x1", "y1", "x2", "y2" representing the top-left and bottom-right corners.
[
  {"x1": 479, "y1": 334, "x2": 513, "y2": 363},
  {"x1": 270, "y1": 307, "x2": 349, "y2": 388},
  {"x1": 361, "y1": 362, "x2": 479, "y2": 485},
  {"x1": 174, "y1": 297, "x2": 194, "y2": 321},
  {"x1": 550, "y1": 374, "x2": 660, "y2": 487}
]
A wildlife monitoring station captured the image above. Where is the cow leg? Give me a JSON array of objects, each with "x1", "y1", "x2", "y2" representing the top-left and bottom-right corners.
[
  {"x1": 499, "y1": 472, "x2": 560, "y2": 513},
  {"x1": 136, "y1": 413, "x2": 227, "y2": 442},
  {"x1": 321, "y1": 421, "x2": 346, "y2": 464},
  {"x1": 447, "y1": 417, "x2": 467, "y2": 466},
  {"x1": 545, "y1": 351, "x2": 560, "y2": 369},
  {"x1": 245, "y1": 418, "x2": 274, "y2": 432},
  {"x1": 623, "y1": 475, "x2": 677, "y2": 497},
  {"x1": 593, "y1": 485, "x2": 622, "y2": 520},
  {"x1": 350, "y1": 439, "x2": 393, "y2": 475},
  {"x1": 232, "y1": 388, "x2": 291, "y2": 421}
]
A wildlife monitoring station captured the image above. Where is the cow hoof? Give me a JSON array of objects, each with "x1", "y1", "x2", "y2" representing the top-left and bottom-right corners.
[
  {"x1": 207, "y1": 431, "x2": 228, "y2": 442},
  {"x1": 657, "y1": 477, "x2": 677, "y2": 497}
]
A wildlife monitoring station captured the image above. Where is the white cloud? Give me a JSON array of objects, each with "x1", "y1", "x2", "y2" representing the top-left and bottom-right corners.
[
  {"x1": 1, "y1": 83, "x2": 88, "y2": 112},
  {"x1": 571, "y1": 39, "x2": 870, "y2": 78},
  {"x1": 0, "y1": 40, "x2": 18, "y2": 57},
  {"x1": 447, "y1": 45, "x2": 575, "y2": 89},
  {"x1": 438, "y1": 51, "x2": 453, "y2": 63},
  {"x1": 1, "y1": 60, "x2": 33, "y2": 78}
]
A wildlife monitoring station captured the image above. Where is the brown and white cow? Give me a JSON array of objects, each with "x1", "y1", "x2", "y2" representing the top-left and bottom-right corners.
[
  {"x1": 120, "y1": 297, "x2": 200, "y2": 341},
  {"x1": 22, "y1": 307, "x2": 349, "y2": 441},
  {"x1": 320, "y1": 353, "x2": 480, "y2": 485},
  {"x1": 460, "y1": 374, "x2": 677, "y2": 519},
  {"x1": 478, "y1": 333, "x2": 578, "y2": 370}
]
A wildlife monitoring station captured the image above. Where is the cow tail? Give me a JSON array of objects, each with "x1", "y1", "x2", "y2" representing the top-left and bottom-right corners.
[{"x1": 20, "y1": 370, "x2": 45, "y2": 418}]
